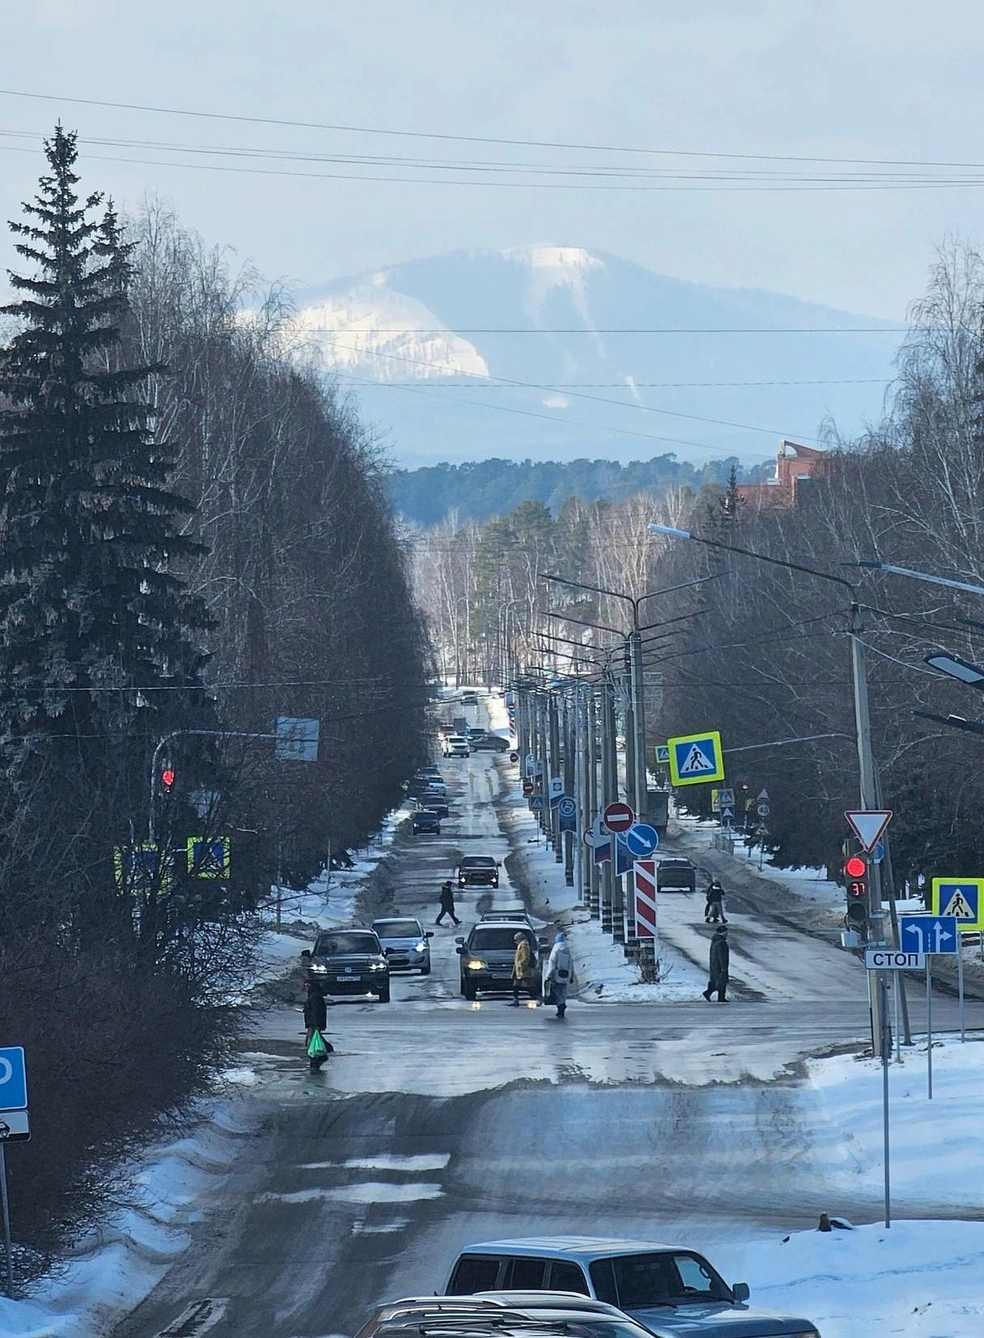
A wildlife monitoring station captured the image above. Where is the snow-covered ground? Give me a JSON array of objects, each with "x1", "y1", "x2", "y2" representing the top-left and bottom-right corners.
[
  {"x1": 717, "y1": 1036, "x2": 984, "y2": 1337},
  {"x1": 0, "y1": 810, "x2": 409, "y2": 1338}
]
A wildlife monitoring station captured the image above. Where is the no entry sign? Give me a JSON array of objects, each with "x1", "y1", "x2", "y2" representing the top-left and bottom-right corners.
[{"x1": 602, "y1": 801, "x2": 634, "y2": 834}]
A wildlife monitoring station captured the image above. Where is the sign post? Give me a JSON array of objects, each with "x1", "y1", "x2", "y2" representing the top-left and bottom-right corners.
[
  {"x1": 927, "y1": 957, "x2": 933, "y2": 1100},
  {"x1": 880, "y1": 973, "x2": 891, "y2": 1229}
]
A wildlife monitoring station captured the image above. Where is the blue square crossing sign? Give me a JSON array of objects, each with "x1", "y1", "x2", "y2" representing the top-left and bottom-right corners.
[
  {"x1": 931, "y1": 877, "x2": 984, "y2": 932},
  {"x1": 0, "y1": 1047, "x2": 28, "y2": 1112},
  {"x1": 667, "y1": 730, "x2": 725, "y2": 786}
]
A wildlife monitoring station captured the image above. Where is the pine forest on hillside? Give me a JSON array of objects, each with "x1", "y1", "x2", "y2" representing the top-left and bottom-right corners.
[{"x1": 0, "y1": 130, "x2": 430, "y2": 1267}]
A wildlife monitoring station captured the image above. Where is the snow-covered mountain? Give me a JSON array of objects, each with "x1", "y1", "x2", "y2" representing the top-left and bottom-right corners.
[{"x1": 288, "y1": 246, "x2": 897, "y2": 467}]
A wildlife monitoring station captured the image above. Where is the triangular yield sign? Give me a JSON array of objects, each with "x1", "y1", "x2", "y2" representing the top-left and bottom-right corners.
[{"x1": 844, "y1": 809, "x2": 893, "y2": 852}]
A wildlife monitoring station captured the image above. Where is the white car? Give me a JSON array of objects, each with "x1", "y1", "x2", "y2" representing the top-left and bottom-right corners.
[{"x1": 443, "y1": 735, "x2": 470, "y2": 758}]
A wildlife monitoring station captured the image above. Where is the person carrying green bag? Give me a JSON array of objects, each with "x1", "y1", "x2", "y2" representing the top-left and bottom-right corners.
[{"x1": 304, "y1": 982, "x2": 332, "y2": 1072}]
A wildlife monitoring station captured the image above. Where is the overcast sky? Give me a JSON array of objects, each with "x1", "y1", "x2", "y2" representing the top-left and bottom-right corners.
[{"x1": 3, "y1": 1, "x2": 984, "y2": 319}]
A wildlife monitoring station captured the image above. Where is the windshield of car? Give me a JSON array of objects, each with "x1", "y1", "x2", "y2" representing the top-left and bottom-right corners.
[
  {"x1": 589, "y1": 1252, "x2": 729, "y2": 1307},
  {"x1": 461, "y1": 857, "x2": 496, "y2": 868},
  {"x1": 471, "y1": 927, "x2": 532, "y2": 952},
  {"x1": 313, "y1": 932, "x2": 379, "y2": 956},
  {"x1": 373, "y1": 920, "x2": 423, "y2": 938},
  {"x1": 660, "y1": 859, "x2": 691, "y2": 868}
]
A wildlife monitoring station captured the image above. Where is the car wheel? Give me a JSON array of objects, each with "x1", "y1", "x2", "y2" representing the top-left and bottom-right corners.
[
  {"x1": 376, "y1": 985, "x2": 391, "y2": 1003},
  {"x1": 420, "y1": 962, "x2": 431, "y2": 976},
  {"x1": 463, "y1": 980, "x2": 477, "y2": 1001}
]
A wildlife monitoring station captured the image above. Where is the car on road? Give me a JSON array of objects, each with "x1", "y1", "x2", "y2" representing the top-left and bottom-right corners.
[
  {"x1": 371, "y1": 917, "x2": 433, "y2": 975},
  {"x1": 456, "y1": 922, "x2": 542, "y2": 1000},
  {"x1": 470, "y1": 731, "x2": 511, "y2": 752},
  {"x1": 461, "y1": 691, "x2": 479, "y2": 705},
  {"x1": 444, "y1": 1238, "x2": 819, "y2": 1337},
  {"x1": 457, "y1": 855, "x2": 501, "y2": 888},
  {"x1": 307, "y1": 928, "x2": 391, "y2": 1003},
  {"x1": 421, "y1": 790, "x2": 449, "y2": 818},
  {"x1": 411, "y1": 809, "x2": 441, "y2": 835},
  {"x1": 479, "y1": 906, "x2": 533, "y2": 928},
  {"x1": 656, "y1": 857, "x2": 697, "y2": 893},
  {"x1": 443, "y1": 735, "x2": 471, "y2": 758}
]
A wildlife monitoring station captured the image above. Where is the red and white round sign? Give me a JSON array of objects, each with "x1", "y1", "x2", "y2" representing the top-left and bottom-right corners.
[{"x1": 602, "y1": 801, "x2": 635, "y2": 834}]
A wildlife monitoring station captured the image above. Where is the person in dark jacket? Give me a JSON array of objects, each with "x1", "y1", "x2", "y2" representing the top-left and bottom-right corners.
[
  {"x1": 435, "y1": 879, "x2": 461, "y2": 927},
  {"x1": 703, "y1": 925, "x2": 730, "y2": 1002},
  {"x1": 303, "y1": 982, "x2": 332, "y2": 1071},
  {"x1": 704, "y1": 879, "x2": 727, "y2": 924}
]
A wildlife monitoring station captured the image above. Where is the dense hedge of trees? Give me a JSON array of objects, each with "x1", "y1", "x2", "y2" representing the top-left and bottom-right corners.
[{"x1": 0, "y1": 131, "x2": 429, "y2": 1268}]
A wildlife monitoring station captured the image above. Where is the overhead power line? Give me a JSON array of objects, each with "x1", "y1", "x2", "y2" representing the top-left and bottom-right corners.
[{"x1": 3, "y1": 86, "x2": 984, "y2": 173}]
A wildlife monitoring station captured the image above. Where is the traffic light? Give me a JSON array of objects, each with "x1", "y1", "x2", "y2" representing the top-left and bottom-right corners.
[
  {"x1": 845, "y1": 854, "x2": 868, "y2": 936},
  {"x1": 160, "y1": 766, "x2": 175, "y2": 795}
]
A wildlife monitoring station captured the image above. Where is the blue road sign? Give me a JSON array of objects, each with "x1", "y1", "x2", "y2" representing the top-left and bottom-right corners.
[
  {"x1": 625, "y1": 823, "x2": 659, "y2": 857},
  {"x1": 0, "y1": 1047, "x2": 28, "y2": 1112},
  {"x1": 530, "y1": 795, "x2": 544, "y2": 810},
  {"x1": 667, "y1": 730, "x2": 725, "y2": 786},
  {"x1": 614, "y1": 833, "x2": 634, "y2": 877},
  {"x1": 720, "y1": 805, "x2": 736, "y2": 821},
  {"x1": 557, "y1": 795, "x2": 577, "y2": 819},
  {"x1": 931, "y1": 877, "x2": 984, "y2": 932},
  {"x1": 899, "y1": 914, "x2": 959, "y2": 955},
  {"x1": 873, "y1": 841, "x2": 885, "y2": 864}
]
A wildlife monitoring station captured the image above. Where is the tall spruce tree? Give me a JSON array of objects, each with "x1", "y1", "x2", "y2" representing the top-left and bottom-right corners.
[{"x1": 0, "y1": 126, "x2": 211, "y2": 763}]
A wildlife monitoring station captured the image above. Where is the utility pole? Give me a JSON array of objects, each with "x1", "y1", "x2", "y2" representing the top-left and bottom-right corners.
[
  {"x1": 563, "y1": 688, "x2": 576, "y2": 885},
  {"x1": 585, "y1": 685, "x2": 600, "y2": 916},
  {"x1": 599, "y1": 673, "x2": 617, "y2": 935}
]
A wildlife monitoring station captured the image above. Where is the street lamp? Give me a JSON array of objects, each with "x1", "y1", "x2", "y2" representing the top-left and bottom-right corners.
[
  {"x1": 540, "y1": 572, "x2": 723, "y2": 813},
  {"x1": 854, "y1": 560, "x2": 984, "y2": 600},
  {"x1": 649, "y1": 522, "x2": 889, "y2": 1055}
]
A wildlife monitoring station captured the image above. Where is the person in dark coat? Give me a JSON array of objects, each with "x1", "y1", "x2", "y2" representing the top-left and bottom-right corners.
[
  {"x1": 704, "y1": 879, "x2": 727, "y2": 924},
  {"x1": 703, "y1": 925, "x2": 730, "y2": 1002},
  {"x1": 435, "y1": 879, "x2": 461, "y2": 927},
  {"x1": 303, "y1": 982, "x2": 332, "y2": 1071}
]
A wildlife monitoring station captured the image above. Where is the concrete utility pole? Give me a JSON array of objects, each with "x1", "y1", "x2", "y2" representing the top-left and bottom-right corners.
[
  {"x1": 585, "y1": 685, "x2": 600, "y2": 916},
  {"x1": 649, "y1": 523, "x2": 889, "y2": 1057}
]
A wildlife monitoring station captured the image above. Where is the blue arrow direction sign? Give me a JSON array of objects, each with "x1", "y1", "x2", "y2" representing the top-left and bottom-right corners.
[
  {"x1": 0, "y1": 1047, "x2": 27, "y2": 1113},
  {"x1": 899, "y1": 914, "x2": 959, "y2": 955},
  {"x1": 625, "y1": 823, "x2": 659, "y2": 857}
]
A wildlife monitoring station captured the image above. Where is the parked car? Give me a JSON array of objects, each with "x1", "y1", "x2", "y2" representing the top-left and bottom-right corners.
[
  {"x1": 467, "y1": 727, "x2": 487, "y2": 743},
  {"x1": 307, "y1": 929, "x2": 390, "y2": 1003},
  {"x1": 411, "y1": 809, "x2": 441, "y2": 836},
  {"x1": 456, "y1": 921, "x2": 542, "y2": 1000},
  {"x1": 371, "y1": 917, "x2": 433, "y2": 975},
  {"x1": 461, "y1": 692, "x2": 479, "y2": 705},
  {"x1": 457, "y1": 855, "x2": 500, "y2": 888},
  {"x1": 444, "y1": 1238, "x2": 819, "y2": 1337},
  {"x1": 471, "y1": 732, "x2": 511, "y2": 752},
  {"x1": 443, "y1": 735, "x2": 470, "y2": 758},
  {"x1": 421, "y1": 790, "x2": 449, "y2": 817},
  {"x1": 656, "y1": 857, "x2": 697, "y2": 893}
]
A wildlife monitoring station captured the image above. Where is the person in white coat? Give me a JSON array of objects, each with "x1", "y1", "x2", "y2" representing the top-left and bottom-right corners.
[{"x1": 543, "y1": 931, "x2": 573, "y2": 1020}]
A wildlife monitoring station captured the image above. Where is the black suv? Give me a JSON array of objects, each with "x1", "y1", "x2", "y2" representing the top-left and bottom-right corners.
[
  {"x1": 308, "y1": 929, "x2": 391, "y2": 1002},
  {"x1": 456, "y1": 922, "x2": 541, "y2": 1000},
  {"x1": 457, "y1": 855, "x2": 500, "y2": 888},
  {"x1": 470, "y1": 732, "x2": 510, "y2": 753},
  {"x1": 412, "y1": 809, "x2": 441, "y2": 835}
]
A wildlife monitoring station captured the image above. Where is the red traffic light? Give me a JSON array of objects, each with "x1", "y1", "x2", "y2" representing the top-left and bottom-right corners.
[
  {"x1": 161, "y1": 768, "x2": 175, "y2": 792},
  {"x1": 845, "y1": 855, "x2": 867, "y2": 879}
]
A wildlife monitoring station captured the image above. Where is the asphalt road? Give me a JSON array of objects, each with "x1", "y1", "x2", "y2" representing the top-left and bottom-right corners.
[{"x1": 113, "y1": 722, "x2": 984, "y2": 1338}]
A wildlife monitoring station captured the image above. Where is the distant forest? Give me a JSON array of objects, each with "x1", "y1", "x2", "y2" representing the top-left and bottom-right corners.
[{"x1": 388, "y1": 455, "x2": 771, "y2": 525}]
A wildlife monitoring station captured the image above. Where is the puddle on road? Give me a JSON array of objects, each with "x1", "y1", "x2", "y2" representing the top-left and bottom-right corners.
[
  {"x1": 300, "y1": 1153, "x2": 451, "y2": 1172},
  {"x1": 256, "y1": 1182, "x2": 444, "y2": 1205}
]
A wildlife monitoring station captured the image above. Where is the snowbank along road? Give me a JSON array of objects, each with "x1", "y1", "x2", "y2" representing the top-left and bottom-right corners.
[{"x1": 113, "y1": 729, "x2": 984, "y2": 1338}]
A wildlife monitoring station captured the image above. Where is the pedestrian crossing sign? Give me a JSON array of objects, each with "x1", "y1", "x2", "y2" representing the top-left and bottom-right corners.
[
  {"x1": 667, "y1": 730, "x2": 725, "y2": 787},
  {"x1": 931, "y1": 877, "x2": 984, "y2": 932}
]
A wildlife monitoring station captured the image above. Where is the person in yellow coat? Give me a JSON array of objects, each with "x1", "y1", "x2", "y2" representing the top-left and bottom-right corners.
[{"x1": 509, "y1": 931, "x2": 535, "y2": 1005}]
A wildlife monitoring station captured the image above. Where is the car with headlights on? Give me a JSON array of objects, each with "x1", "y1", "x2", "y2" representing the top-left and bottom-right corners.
[
  {"x1": 371, "y1": 917, "x2": 433, "y2": 975},
  {"x1": 457, "y1": 855, "x2": 500, "y2": 888},
  {"x1": 445, "y1": 1237, "x2": 820, "y2": 1337},
  {"x1": 456, "y1": 922, "x2": 542, "y2": 1001},
  {"x1": 308, "y1": 928, "x2": 390, "y2": 1002}
]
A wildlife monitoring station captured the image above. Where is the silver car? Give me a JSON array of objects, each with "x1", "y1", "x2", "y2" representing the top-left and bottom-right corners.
[{"x1": 371, "y1": 917, "x2": 433, "y2": 975}]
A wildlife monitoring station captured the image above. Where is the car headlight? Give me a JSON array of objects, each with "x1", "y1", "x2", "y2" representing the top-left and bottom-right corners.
[
  {"x1": 415, "y1": 941, "x2": 428, "y2": 952},
  {"x1": 369, "y1": 960, "x2": 387, "y2": 971},
  {"x1": 309, "y1": 962, "x2": 327, "y2": 974},
  {"x1": 467, "y1": 959, "x2": 486, "y2": 970}
]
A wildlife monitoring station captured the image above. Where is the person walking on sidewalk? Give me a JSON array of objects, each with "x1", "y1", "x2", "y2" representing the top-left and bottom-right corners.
[
  {"x1": 704, "y1": 878, "x2": 727, "y2": 924},
  {"x1": 544, "y1": 931, "x2": 573, "y2": 1020},
  {"x1": 435, "y1": 879, "x2": 461, "y2": 927},
  {"x1": 509, "y1": 932, "x2": 535, "y2": 1005},
  {"x1": 303, "y1": 982, "x2": 333, "y2": 1071},
  {"x1": 703, "y1": 925, "x2": 730, "y2": 1002}
]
